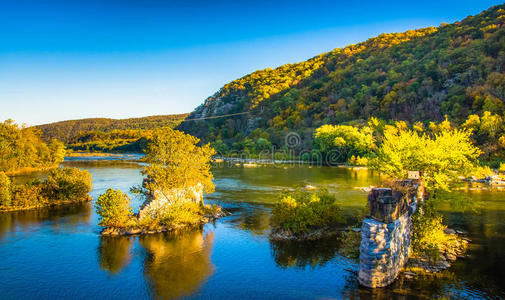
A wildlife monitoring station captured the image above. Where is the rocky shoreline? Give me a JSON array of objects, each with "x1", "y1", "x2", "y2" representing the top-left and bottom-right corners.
[
  {"x1": 405, "y1": 229, "x2": 470, "y2": 274},
  {"x1": 101, "y1": 209, "x2": 230, "y2": 236}
]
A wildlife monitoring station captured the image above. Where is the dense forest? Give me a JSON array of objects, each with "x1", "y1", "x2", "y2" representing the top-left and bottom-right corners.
[
  {"x1": 179, "y1": 4, "x2": 505, "y2": 159},
  {"x1": 36, "y1": 114, "x2": 187, "y2": 152}
]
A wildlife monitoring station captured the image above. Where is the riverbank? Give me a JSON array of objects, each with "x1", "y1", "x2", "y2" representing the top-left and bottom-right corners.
[
  {"x1": 100, "y1": 208, "x2": 230, "y2": 236},
  {"x1": 5, "y1": 165, "x2": 59, "y2": 176},
  {"x1": 214, "y1": 156, "x2": 368, "y2": 169},
  {"x1": 66, "y1": 152, "x2": 123, "y2": 157}
]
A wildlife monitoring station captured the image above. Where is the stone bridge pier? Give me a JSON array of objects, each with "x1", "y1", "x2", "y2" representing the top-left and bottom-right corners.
[{"x1": 358, "y1": 180, "x2": 423, "y2": 288}]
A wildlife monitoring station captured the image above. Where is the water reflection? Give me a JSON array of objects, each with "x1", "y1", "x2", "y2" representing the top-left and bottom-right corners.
[
  {"x1": 97, "y1": 236, "x2": 133, "y2": 275},
  {"x1": 341, "y1": 269, "x2": 466, "y2": 299},
  {"x1": 96, "y1": 229, "x2": 215, "y2": 299},
  {"x1": 227, "y1": 205, "x2": 271, "y2": 236},
  {"x1": 140, "y1": 229, "x2": 215, "y2": 299},
  {"x1": 271, "y1": 237, "x2": 342, "y2": 270},
  {"x1": 0, "y1": 202, "x2": 91, "y2": 239},
  {"x1": 2, "y1": 161, "x2": 505, "y2": 298}
]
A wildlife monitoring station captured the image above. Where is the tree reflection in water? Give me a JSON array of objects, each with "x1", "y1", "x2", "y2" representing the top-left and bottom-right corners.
[
  {"x1": 140, "y1": 229, "x2": 215, "y2": 299},
  {"x1": 97, "y1": 236, "x2": 134, "y2": 275},
  {"x1": 97, "y1": 228, "x2": 215, "y2": 298},
  {"x1": 270, "y1": 236, "x2": 343, "y2": 270},
  {"x1": 0, "y1": 202, "x2": 92, "y2": 239},
  {"x1": 228, "y1": 206, "x2": 271, "y2": 235}
]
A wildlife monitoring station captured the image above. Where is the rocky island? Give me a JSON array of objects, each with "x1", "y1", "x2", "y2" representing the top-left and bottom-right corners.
[{"x1": 96, "y1": 128, "x2": 229, "y2": 236}]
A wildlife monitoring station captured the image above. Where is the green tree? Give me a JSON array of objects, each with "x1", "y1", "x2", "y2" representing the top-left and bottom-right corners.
[
  {"x1": 210, "y1": 139, "x2": 228, "y2": 155},
  {"x1": 0, "y1": 120, "x2": 65, "y2": 173},
  {"x1": 314, "y1": 124, "x2": 374, "y2": 162},
  {"x1": 256, "y1": 137, "x2": 272, "y2": 151},
  {"x1": 96, "y1": 188, "x2": 134, "y2": 228},
  {"x1": 43, "y1": 167, "x2": 93, "y2": 202},
  {"x1": 143, "y1": 128, "x2": 216, "y2": 200},
  {"x1": 271, "y1": 189, "x2": 343, "y2": 235}
]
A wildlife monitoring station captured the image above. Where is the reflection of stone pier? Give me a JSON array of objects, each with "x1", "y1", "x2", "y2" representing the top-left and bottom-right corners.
[{"x1": 358, "y1": 180, "x2": 422, "y2": 288}]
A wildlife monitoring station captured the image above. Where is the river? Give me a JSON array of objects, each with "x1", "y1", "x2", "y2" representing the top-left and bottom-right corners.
[{"x1": 0, "y1": 158, "x2": 504, "y2": 299}]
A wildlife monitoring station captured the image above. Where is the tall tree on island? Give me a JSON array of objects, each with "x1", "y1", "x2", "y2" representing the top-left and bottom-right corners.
[{"x1": 142, "y1": 128, "x2": 216, "y2": 203}]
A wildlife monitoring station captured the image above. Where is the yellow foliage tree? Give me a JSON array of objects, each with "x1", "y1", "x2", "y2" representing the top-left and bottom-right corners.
[
  {"x1": 370, "y1": 124, "x2": 480, "y2": 192},
  {"x1": 143, "y1": 128, "x2": 216, "y2": 199}
]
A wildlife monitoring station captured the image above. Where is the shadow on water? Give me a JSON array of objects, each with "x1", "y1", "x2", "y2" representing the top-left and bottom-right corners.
[{"x1": 97, "y1": 228, "x2": 215, "y2": 299}]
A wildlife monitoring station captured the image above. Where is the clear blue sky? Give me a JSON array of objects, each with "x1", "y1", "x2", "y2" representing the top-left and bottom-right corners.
[{"x1": 0, "y1": 0, "x2": 503, "y2": 125}]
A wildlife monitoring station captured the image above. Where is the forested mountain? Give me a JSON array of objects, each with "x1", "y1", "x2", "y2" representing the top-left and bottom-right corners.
[
  {"x1": 179, "y1": 4, "x2": 505, "y2": 151},
  {"x1": 37, "y1": 114, "x2": 188, "y2": 143}
]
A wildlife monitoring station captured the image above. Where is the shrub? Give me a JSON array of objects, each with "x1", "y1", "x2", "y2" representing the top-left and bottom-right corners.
[
  {"x1": 0, "y1": 172, "x2": 12, "y2": 207},
  {"x1": 338, "y1": 229, "x2": 362, "y2": 260},
  {"x1": 11, "y1": 183, "x2": 47, "y2": 208},
  {"x1": 411, "y1": 202, "x2": 465, "y2": 261},
  {"x1": 96, "y1": 188, "x2": 134, "y2": 228},
  {"x1": 471, "y1": 166, "x2": 494, "y2": 179},
  {"x1": 271, "y1": 189, "x2": 343, "y2": 235},
  {"x1": 42, "y1": 167, "x2": 92, "y2": 202},
  {"x1": 158, "y1": 201, "x2": 204, "y2": 227},
  {"x1": 348, "y1": 155, "x2": 369, "y2": 166},
  {"x1": 499, "y1": 163, "x2": 505, "y2": 173}
]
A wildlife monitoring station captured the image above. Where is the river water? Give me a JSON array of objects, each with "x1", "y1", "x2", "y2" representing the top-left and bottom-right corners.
[{"x1": 0, "y1": 159, "x2": 504, "y2": 299}]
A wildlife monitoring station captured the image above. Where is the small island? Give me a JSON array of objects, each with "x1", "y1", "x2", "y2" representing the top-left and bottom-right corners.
[
  {"x1": 0, "y1": 120, "x2": 93, "y2": 212},
  {"x1": 96, "y1": 128, "x2": 228, "y2": 235}
]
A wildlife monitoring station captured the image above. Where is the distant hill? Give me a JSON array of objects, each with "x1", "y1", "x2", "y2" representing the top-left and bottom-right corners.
[
  {"x1": 36, "y1": 114, "x2": 188, "y2": 143},
  {"x1": 179, "y1": 4, "x2": 505, "y2": 150}
]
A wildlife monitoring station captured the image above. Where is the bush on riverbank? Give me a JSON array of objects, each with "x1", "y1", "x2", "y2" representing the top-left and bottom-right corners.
[
  {"x1": 271, "y1": 189, "x2": 343, "y2": 236},
  {"x1": 0, "y1": 167, "x2": 92, "y2": 211}
]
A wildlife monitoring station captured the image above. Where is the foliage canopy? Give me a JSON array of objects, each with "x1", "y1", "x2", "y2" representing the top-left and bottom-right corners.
[
  {"x1": 143, "y1": 128, "x2": 216, "y2": 197},
  {"x1": 370, "y1": 124, "x2": 480, "y2": 192}
]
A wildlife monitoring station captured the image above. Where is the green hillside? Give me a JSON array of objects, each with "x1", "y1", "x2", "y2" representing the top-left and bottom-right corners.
[{"x1": 179, "y1": 4, "x2": 505, "y2": 152}]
